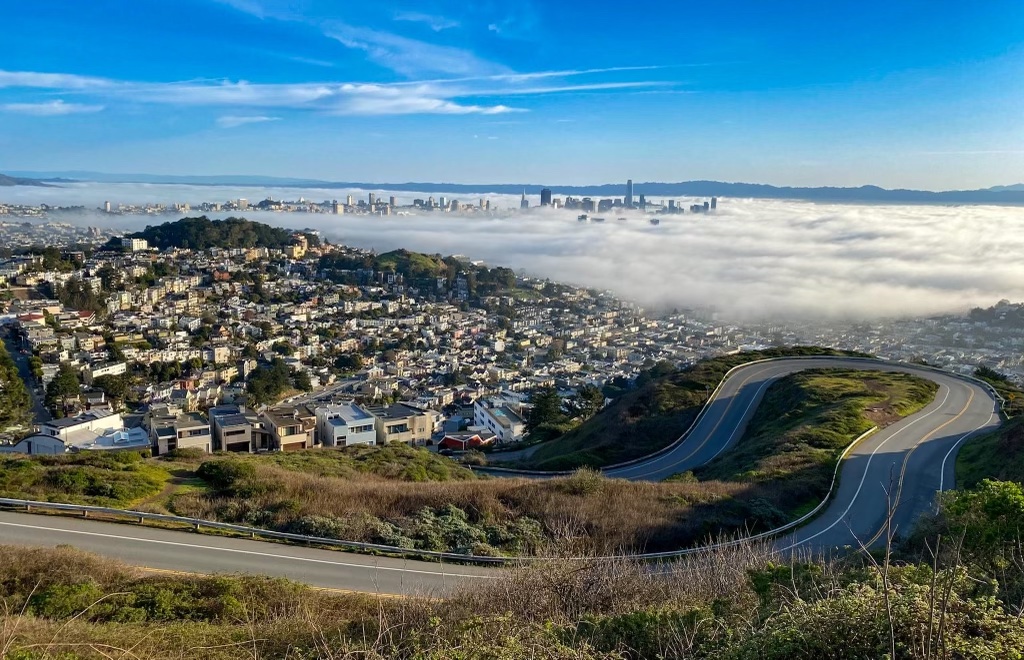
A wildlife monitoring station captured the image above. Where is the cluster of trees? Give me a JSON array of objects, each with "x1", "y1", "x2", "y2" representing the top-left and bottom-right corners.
[
  {"x1": 121, "y1": 216, "x2": 315, "y2": 251},
  {"x1": 44, "y1": 364, "x2": 80, "y2": 417},
  {"x1": 526, "y1": 385, "x2": 607, "y2": 442},
  {"x1": 0, "y1": 343, "x2": 31, "y2": 429},
  {"x1": 246, "y1": 358, "x2": 310, "y2": 405},
  {"x1": 318, "y1": 249, "x2": 520, "y2": 297},
  {"x1": 53, "y1": 277, "x2": 104, "y2": 314}
]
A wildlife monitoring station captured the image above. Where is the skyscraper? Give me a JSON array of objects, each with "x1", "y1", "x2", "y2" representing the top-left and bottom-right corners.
[
  {"x1": 625, "y1": 179, "x2": 634, "y2": 208},
  {"x1": 540, "y1": 188, "x2": 552, "y2": 206},
  {"x1": 521, "y1": 190, "x2": 529, "y2": 210},
  {"x1": 368, "y1": 193, "x2": 376, "y2": 206},
  {"x1": 710, "y1": 197, "x2": 718, "y2": 210}
]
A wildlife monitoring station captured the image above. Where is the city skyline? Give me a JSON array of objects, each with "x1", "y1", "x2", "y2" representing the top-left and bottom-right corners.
[{"x1": 0, "y1": 2, "x2": 1023, "y2": 190}]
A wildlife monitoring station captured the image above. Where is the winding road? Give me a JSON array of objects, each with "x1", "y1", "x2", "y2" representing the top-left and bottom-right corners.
[{"x1": 0, "y1": 357, "x2": 1002, "y2": 595}]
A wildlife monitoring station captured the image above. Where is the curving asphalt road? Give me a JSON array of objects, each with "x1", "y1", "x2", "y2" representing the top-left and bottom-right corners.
[{"x1": 0, "y1": 357, "x2": 1002, "y2": 594}]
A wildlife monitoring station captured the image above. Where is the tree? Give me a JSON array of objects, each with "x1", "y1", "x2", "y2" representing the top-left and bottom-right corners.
[
  {"x1": 93, "y1": 374, "x2": 130, "y2": 404},
  {"x1": 527, "y1": 387, "x2": 564, "y2": 433},
  {"x1": 293, "y1": 370, "x2": 313, "y2": 392},
  {"x1": 46, "y1": 365, "x2": 80, "y2": 416},
  {"x1": 570, "y1": 385, "x2": 605, "y2": 420},
  {"x1": 335, "y1": 353, "x2": 363, "y2": 373}
]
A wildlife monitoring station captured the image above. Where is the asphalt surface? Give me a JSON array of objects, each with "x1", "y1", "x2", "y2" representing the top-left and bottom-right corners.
[
  {"x1": 0, "y1": 357, "x2": 1002, "y2": 593},
  {"x1": 0, "y1": 510, "x2": 496, "y2": 597}
]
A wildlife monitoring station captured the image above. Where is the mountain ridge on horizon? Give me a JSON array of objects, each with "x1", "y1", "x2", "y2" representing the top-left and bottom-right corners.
[{"x1": 5, "y1": 170, "x2": 1024, "y2": 204}]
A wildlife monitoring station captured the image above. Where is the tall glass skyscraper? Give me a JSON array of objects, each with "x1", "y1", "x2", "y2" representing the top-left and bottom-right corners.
[
  {"x1": 540, "y1": 188, "x2": 552, "y2": 206},
  {"x1": 625, "y1": 179, "x2": 634, "y2": 208}
]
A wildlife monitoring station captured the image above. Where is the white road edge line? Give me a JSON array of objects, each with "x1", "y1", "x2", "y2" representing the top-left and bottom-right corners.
[
  {"x1": 0, "y1": 520, "x2": 496, "y2": 579},
  {"x1": 937, "y1": 407, "x2": 999, "y2": 495},
  {"x1": 776, "y1": 385, "x2": 953, "y2": 552}
]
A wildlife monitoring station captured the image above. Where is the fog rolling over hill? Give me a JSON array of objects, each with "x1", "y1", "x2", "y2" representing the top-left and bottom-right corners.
[{"x1": 14, "y1": 182, "x2": 1024, "y2": 321}]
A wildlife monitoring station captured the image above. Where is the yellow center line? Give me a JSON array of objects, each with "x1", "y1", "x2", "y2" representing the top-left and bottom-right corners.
[
  {"x1": 864, "y1": 385, "x2": 975, "y2": 548},
  {"x1": 622, "y1": 366, "x2": 772, "y2": 480}
]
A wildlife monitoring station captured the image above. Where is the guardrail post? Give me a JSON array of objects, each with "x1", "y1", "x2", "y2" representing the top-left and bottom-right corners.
[
  {"x1": 82, "y1": 510, "x2": 88, "y2": 518},
  {"x1": 139, "y1": 515, "x2": 145, "y2": 524},
  {"x1": 194, "y1": 522, "x2": 201, "y2": 531},
  {"x1": 24, "y1": 504, "x2": 30, "y2": 512}
]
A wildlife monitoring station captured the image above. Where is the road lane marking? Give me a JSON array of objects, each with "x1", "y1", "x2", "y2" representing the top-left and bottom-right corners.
[
  {"x1": 937, "y1": 408, "x2": 998, "y2": 494},
  {"x1": 0, "y1": 520, "x2": 496, "y2": 580},
  {"x1": 776, "y1": 386, "x2": 953, "y2": 552},
  {"x1": 863, "y1": 385, "x2": 975, "y2": 548},
  {"x1": 617, "y1": 366, "x2": 773, "y2": 480}
]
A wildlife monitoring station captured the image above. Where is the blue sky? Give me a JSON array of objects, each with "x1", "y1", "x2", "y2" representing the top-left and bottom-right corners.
[{"x1": 1, "y1": 0, "x2": 1023, "y2": 189}]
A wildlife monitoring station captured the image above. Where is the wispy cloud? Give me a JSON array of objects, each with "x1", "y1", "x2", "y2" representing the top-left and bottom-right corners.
[
  {"x1": 393, "y1": 11, "x2": 460, "y2": 31},
  {"x1": 216, "y1": 114, "x2": 280, "y2": 127},
  {"x1": 1, "y1": 100, "x2": 105, "y2": 115},
  {"x1": 0, "y1": 70, "x2": 111, "y2": 89},
  {"x1": 0, "y1": 66, "x2": 675, "y2": 118},
  {"x1": 326, "y1": 23, "x2": 508, "y2": 77}
]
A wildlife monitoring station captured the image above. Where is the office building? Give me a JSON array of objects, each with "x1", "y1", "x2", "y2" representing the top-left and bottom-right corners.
[
  {"x1": 625, "y1": 179, "x2": 634, "y2": 208},
  {"x1": 520, "y1": 191, "x2": 529, "y2": 209},
  {"x1": 711, "y1": 197, "x2": 718, "y2": 210},
  {"x1": 389, "y1": 196, "x2": 397, "y2": 208},
  {"x1": 332, "y1": 200, "x2": 343, "y2": 215},
  {"x1": 368, "y1": 193, "x2": 376, "y2": 207},
  {"x1": 639, "y1": 194, "x2": 646, "y2": 210},
  {"x1": 540, "y1": 188, "x2": 553, "y2": 206}
]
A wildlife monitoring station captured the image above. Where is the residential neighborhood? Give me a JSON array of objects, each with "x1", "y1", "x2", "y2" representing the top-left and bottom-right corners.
[{"x1": 0, "y1": 216, "x2": 1022, "y2": 460}]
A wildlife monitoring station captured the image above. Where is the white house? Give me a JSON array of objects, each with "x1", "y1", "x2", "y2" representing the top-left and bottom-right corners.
[
  {"x1": 315, "y1": 402, "x2": 377, "y2": 447},
  {"x1": 473, "y1": 399, "x2": 526, "y2": 444},
  {"x1": 2, "y1": 410, "x2": 149, "y2": 455}
]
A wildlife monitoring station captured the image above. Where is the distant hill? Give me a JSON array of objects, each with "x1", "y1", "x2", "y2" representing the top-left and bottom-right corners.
[
  {"x1": 0, "y1": 173, "x2": 51, "y2": 187},
  {"x1": 122, "y1": 216, "x2": 310, "y2": 251},
  {"x1": 9, "y1": 170, "x2": 1024, "y2": 204}
]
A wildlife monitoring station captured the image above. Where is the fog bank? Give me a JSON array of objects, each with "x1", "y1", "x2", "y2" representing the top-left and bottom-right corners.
[{"x1": 5, "y1": 182, "x2": 1022, "y2": 320}]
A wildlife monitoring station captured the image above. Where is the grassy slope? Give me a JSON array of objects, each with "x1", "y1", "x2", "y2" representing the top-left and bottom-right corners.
[
  {"x1": 693, "y1": 369, "x2": 938, "y2": 517},
  {"x1": 0, "y1": 452, "x2": 168, "y2": 508},
  {"x1": 526, "y1": 346, "x2": 869, "y2": 471},
  {"x1": 3, "y1": 541, "x2": 1024, "y2": 660},
  {"x1": 957, "y1": 417, "x2": 1024, "y2": 488}
]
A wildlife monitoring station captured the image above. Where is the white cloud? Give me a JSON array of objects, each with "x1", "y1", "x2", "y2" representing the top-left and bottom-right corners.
[
  {"x1": 216, "y1": 115, "x2": 281, "y2": 127},
  {"x1": 0, "y1": 70, "x2": 112, "y2": 89},
  {"x1": 326, "y1": 23, "x2": 508, "y2": 77},
  {"x1": 393, "y1": 11, "x2": 460, "y2": 31},
  {"x1": 0, "y1": 66, "x2": 675, "y2": 117},
  {"x1": 1, "y1": 100, "x2": 105, "y2": 115}
]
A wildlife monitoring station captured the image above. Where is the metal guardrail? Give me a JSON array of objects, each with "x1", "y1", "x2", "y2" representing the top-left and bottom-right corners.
[
  {"x1": 0, "y1": 427, "x2": 879, "y2": 564},
  {"x1": 475, "y1": 355, "x2": 1008, "y2": 478},
  {"x1": 0, "y1": 497, "x2": 509, "y2": 565},
  {"x1": 0, "y1": 357, "x2": 1003, "y2": 566}
]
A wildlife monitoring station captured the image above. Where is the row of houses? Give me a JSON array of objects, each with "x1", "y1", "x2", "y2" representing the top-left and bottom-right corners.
[{"x1": 4, "y1": 398, "x2": 442, "y2": 458}]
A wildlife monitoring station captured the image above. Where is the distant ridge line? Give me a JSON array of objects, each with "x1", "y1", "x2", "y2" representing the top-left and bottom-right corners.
[{"x1": 5, "y1": 171, "x2": 1024, "y2": 204}]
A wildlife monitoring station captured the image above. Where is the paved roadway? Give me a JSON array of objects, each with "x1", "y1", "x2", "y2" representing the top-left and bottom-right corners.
[{"x1": 0, "y1": 358, "x2": 1001, "y2": 594}]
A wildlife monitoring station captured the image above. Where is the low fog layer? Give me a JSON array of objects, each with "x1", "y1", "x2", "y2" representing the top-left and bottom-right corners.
[{"x1": 5, "y1": 182, "x2": 1023, "y2": 320}]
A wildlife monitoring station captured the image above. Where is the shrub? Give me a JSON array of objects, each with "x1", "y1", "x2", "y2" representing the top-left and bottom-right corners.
[
  {"x1": 196, "y1": 459, "x2": 257, "y2": 492},
  {"x1": 163, "y1": 447, "x2": 207, "y2": 462}
]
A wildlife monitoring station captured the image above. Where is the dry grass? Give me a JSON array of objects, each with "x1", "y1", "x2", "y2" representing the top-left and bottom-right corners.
[{"x1": 169, "y1": 463, "x2": 763, "y2": 555}]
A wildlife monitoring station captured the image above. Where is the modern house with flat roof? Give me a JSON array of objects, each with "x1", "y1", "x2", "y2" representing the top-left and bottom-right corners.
[
  {"x1": 314, "y1": 402, "x2": 376, "y2": 447},
  {"x1": 259, "y1": 405, "x2": 316, "y2": 452},
  {"x1": 366, "y1": 402, "x2": 439, "y2": 446},
  {"x1": 473, "y1": 399, "x2": 526, "y2": 444}
]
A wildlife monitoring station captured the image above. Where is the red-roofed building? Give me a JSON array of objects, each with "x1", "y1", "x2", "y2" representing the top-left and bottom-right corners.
[{"x1": 439, "y1": 431, "x2": 496, "y2": 452}]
